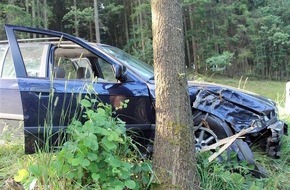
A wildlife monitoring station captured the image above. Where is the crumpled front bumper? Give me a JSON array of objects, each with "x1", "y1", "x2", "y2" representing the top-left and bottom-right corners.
[{"x1": 265, "y1": 121, "x2": 288, "y2": 158}]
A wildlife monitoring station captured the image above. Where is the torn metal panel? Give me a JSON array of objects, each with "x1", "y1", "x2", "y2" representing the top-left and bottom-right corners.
[
  {"x1": 192, "y1": 88, "x2": 261, "y2": 132},
  {"x1": 190, "y1": 83, "x2": 288, "y2": 158},
  {"x1": 189, "y1": 81, "x2": 276, "y2": 113}
]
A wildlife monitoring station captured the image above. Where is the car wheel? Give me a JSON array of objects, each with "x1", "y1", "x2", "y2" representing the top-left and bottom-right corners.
[
  {"x1": 193, "y1": 113, "x2": 251, "y2": 160},
  {"x1": 193, "y1": 113, "x2": 235, "y2": 161},
  {"x1": 193, "y1": 112, "x2": 268, "y2": 177},
  {"x1": 193, "y1": 112, "x2": 234, "y2": 145},
  {"x1": 235, "y1": 139, "x2": 268, "y2": 178}
]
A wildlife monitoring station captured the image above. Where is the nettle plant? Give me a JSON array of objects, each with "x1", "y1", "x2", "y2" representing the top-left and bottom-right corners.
[{"x1": 15, "y1": 96, "x2": 153, "y2": 190}]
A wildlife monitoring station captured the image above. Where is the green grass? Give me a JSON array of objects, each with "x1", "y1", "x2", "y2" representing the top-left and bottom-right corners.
[
  {"x1": 0, "y1": 144, "x2": 24, "y2": 182},
  {"x1": 198, "y1": 75, "x2": 287, "y2": 103},
  {"x1": 0, "y1": 122, "x2": 25, "y2": 188}
]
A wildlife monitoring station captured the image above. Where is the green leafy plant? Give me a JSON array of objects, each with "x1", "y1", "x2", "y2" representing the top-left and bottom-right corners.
[{"x1": 16, "y1": 96, "x2": 153, "y2": 189}]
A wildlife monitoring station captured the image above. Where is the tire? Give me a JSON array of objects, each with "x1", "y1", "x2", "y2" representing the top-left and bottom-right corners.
[
  {"x1": 193, "y1": 114, "x2": 233, "y2": 139},
  {"x1": 235, "y1": 139, "x2": 268, "y2": 178},
  {"x1": 193, "y1": 113, "x2": 255, "y2": 164},
  {"x1": 193, "y1": 113, "x2": 235, "y2": 161},
  {"x1": 234, "y1": 139, "x2": 255, "y2": 164}
]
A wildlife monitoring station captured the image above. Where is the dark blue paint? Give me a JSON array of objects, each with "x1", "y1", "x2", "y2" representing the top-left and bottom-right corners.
[
  {"x1": 18, "y1": 78, "x2": 152, "y2": 127},
  {"x1": 4, "y1": 26, "x2": 27, "y2": 77}
]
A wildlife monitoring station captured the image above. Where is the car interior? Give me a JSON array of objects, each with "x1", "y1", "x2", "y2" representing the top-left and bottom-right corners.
[{"x1": 53, "y1": 44, "x2": 117, "y2": 82}]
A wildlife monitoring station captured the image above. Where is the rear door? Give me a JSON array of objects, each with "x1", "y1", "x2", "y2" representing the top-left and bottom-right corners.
[
  {"x1": 0, "y1": 40, "x2": 24, "y2": 135},
  {"x1": 4, "y1": 25, "x2": 153, "y2": 153}
]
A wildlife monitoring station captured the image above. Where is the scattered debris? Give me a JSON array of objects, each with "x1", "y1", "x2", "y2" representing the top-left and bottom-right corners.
[{"x1": 200, "y1": 126, "x2": 254, "y2": 162}]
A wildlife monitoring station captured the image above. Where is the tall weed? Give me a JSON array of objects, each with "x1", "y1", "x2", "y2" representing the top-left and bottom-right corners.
[{"x1": 15, "y1": 96, "x2": 153, "y2": 189}]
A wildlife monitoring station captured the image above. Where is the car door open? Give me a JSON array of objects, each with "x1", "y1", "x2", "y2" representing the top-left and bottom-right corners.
[{"x1": 4, "y1": 25, "x2": 153, "y2": 153}]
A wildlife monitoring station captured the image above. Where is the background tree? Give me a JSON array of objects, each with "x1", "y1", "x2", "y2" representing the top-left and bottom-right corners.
[
  {"x1": 1, "y1": 0, "x2": 290, "y2": 80},
  {"x1": 94, "y1": 0, "x2": 100, "y2": 43},
  {"x1": 43, "y1": 0, "x2": 48, "y2": 29},
  {"x1": 151, "y1": 0, "x2": 199, "y2": 189},
  {"x1": 73, "y1": 0, "x2": 79, "y2": 36}
]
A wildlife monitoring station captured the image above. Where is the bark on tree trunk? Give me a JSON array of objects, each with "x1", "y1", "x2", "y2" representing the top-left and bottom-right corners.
[
  {"x1": 124, "y1": 0, "x2": 130, "y2": 45},
  {"x1": 184, "y1": 20, "x2": 191, "y2": 68},
  {"x1": 188, "y1": 5, "x2": 198, "y2": 74},
  {"x1": 32, "y1": 0, "x2": 36, "y2": 38},
  {"x1": 36, "y1": 0, "x2": 41, "y2": 27},
  {"x1": 151, "y1": 0, "x2": 200, "y2": 189},
  {"x1": 74, "y1": 0, "x2": 79, "y2": 37},
  {"x1": 94, "y1": 0, "x2": 100, "y2": 43},
  {"x1": 43, "y1": 0, "x2": 48, "y2": 29},
  {"x1": 138, "y1": 0, "x2": 145, "y2": 60},
  {"x1": 131, "y1": 1, "x2": 137, "y2": 49},
  {"x1": 25, "y1": 0, "x2": 29, "y2": 13},
  {"x1": 89, "y1": 21, "x2": 93, "y2": 42}
]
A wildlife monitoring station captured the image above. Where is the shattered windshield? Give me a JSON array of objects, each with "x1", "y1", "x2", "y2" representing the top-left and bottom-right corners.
[{"x1": 97, "y1": 45, "x2": 154, "y2": 81}]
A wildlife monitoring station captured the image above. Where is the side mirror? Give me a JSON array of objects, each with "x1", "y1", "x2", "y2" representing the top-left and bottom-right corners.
[{"x1": 113, "y1": 64, "x2": 127, "y2": 82}]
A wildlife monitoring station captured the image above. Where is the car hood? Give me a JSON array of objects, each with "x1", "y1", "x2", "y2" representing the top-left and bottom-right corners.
[
  {"x1": 146, "y1": 79, "x2": 278, "y2": 132},
  {"x1": 185, "y1": 81, "x2": 279, "y2": 132},
  {"x1": 187, "y1": 81, "x2": 276, "y2": 114}
]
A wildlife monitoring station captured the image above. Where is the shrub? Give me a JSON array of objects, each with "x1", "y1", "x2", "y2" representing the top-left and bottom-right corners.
[{"x1": 15, "y1": 96, "x2": 153, "y2": 189}]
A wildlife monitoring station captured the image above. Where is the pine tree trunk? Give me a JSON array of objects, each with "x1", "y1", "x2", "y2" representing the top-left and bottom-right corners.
[
  {"x1": 94, "y1": 0, "x2": 100, "y2": 43},
  {"x1": 131, "y1": 1, "x2": 137, "y2": 49},
  {"x1": 184, "y1": 18, "x2": 191, "y2": 68},
  {"x1": 124, "y1": 0, "x2": 130, "y2": 45},
  {"x1": 138, "y1": 0, "x2": 145, "y2": 60},
  {"x1": 151, "y1": 0, "x2": 200, "y2": 189},
  {"x1": 74, "y1": 0, "x2": 79, "y2": 37},
  {"x1": 43, "y1": 0, "x2": 48, "y2": 29},
  {"x1": 25, "y1": 0, "x2": 29, "y2": 13},
  {"x1": 32, "y1": 0, "x2": 36, "y2": 38},
  {"x1": 36, "y1": 0, "x2": 41, "y2": 27},
  {"x1": 188, "y1": 5, "x2": 198, "y2": 74}
]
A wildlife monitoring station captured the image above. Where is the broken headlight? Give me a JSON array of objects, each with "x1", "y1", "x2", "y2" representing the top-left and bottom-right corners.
[
  {"x1": 249, "y1": 119, "x2": 264, "y2": 133},
  {"x1": 253, "y1": 120, "x2": 262, "y2": 128}
]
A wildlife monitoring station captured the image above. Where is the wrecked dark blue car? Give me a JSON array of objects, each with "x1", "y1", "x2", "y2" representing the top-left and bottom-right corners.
[{"x1": 0, "y1": 25, "x2": 287, "y2": 162}]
